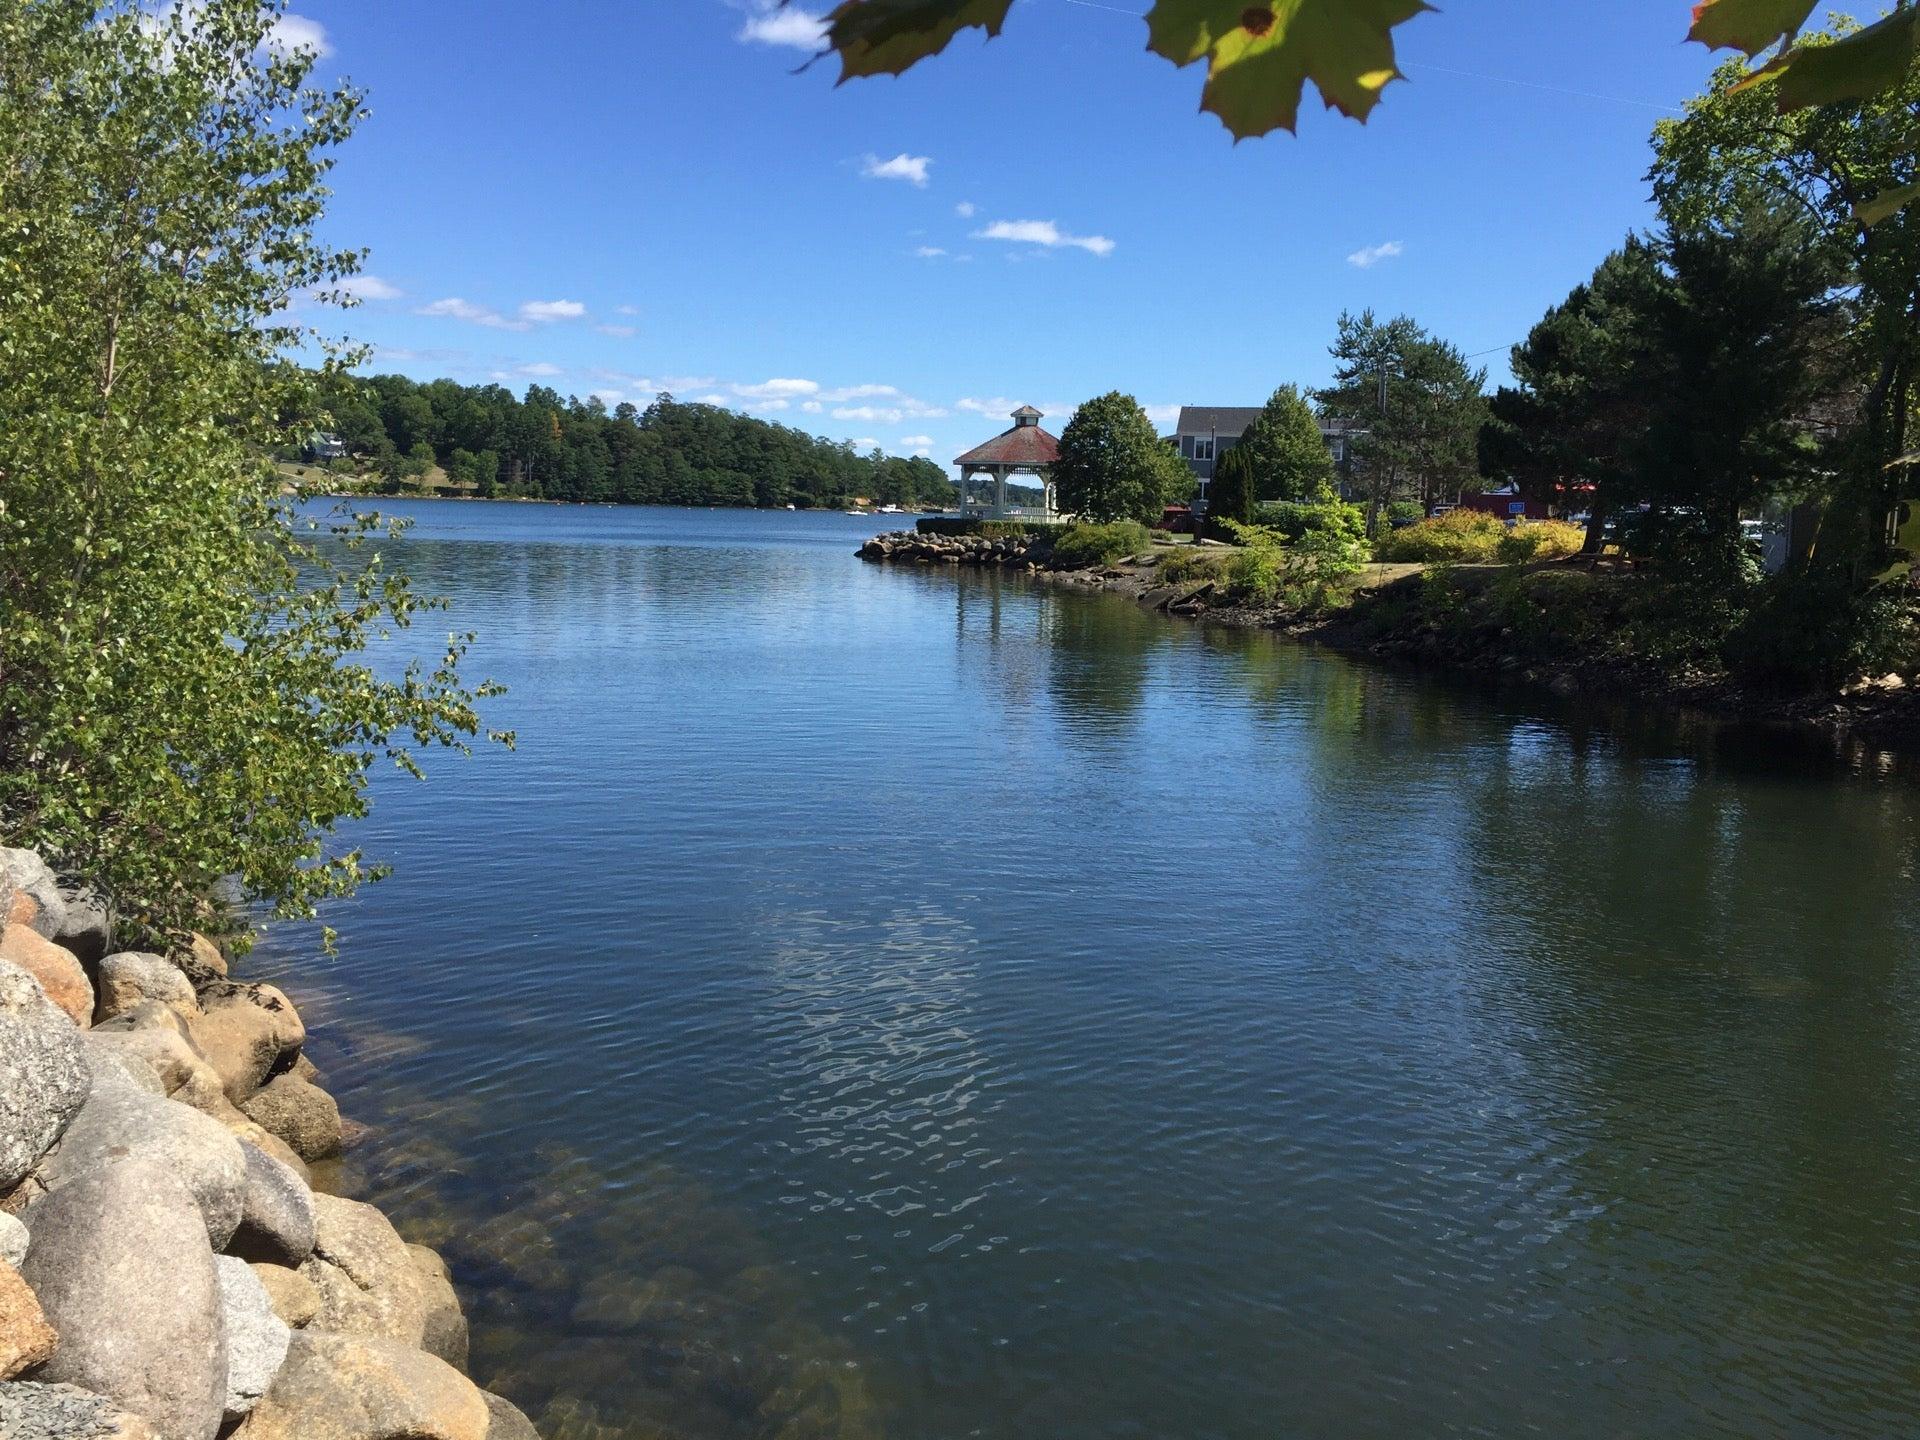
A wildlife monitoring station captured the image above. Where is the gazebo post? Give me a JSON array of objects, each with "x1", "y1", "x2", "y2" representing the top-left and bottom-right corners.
[{"x1": 994, "y1": 467, "x2": 1007, "y2": 519}]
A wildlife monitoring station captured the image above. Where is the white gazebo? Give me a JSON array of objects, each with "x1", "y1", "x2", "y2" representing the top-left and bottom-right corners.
[{"x1": 955, "y1": 405, "x2": 1061, "y2": 520}]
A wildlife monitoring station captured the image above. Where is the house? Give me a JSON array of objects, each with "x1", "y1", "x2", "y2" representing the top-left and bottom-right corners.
[
  {"x1": 1171, "y1": 405, "x2": 1366, "y2": 510},
  {"x1": 304, "y1": 431, "x2": 347, "y2": 462}
]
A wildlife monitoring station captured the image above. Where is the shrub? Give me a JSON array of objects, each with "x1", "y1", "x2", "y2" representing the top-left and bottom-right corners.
[
  {"x1": 1386, "y1": 500, "x2": 1424, "y2": 525},
  {"x1": 1206, "y1": 446, "x2": 1257, "y2": 533},
  {"x1": 1375, "y1": 509, "x2": 1511, "y2": 563},
  {"x1": 1216, "y1": 508, "x2": 1368, "y2": 612},
  {"x1": 1253, "y1": 498, "x2": 1367, "y2": 542},
  {"x1": 1157, "y1": 549, "x2": 1228, "y2": 585},
  {"x1": 915, "y1": 517, "x2": 1060, "y2": 539},
  {"x1": 1724, "y1": 573, "x2": 1915, "y2": 691},
  {"x1": 1052, "y1": 520, "x2": 1152, "y2": 569},
  {"x1": 1494, "y1": 519, "x2": 1587, "y2": 564}
]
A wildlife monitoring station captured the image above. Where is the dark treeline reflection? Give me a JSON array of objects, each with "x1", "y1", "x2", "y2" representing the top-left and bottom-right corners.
[{"x1": 266, "y1": 503, "x2": 1920, "y2": 1440}]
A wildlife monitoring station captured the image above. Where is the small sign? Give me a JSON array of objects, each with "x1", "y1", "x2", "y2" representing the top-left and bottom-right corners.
[{"x1": 1508, "y1": 501, "x2": 1526, "y2": 516}]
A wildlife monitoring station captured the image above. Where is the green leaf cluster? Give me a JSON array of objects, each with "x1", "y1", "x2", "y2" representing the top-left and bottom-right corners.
[
  {"x1": 1052, "y1": 392, "x2": 1191, "y2": 525},
  {"x1": 0, "y1": 0, "x2": 507, "y2": 946},
  {"x1": 1238, "y1": 384, "x2": 1336, "y2": 503}
]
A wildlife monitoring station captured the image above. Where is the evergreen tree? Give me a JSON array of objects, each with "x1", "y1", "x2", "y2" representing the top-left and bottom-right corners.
[
  {"x1": 1239, "y1": 384, "x2": 1334, "y2": 502},
  {"x1": 1207, "y1": 442, "x2": 1257, "y2": 531}
]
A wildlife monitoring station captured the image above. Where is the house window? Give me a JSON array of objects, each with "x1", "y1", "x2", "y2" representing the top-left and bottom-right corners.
[{"x1": 1192, "y1": 436, "x2": 1214, "y2": 463}]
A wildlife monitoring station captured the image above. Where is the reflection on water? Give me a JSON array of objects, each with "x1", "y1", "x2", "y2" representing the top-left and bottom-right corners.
[{"x1": 252, "y1": 503, "x2": 1920, "y2": 1440}]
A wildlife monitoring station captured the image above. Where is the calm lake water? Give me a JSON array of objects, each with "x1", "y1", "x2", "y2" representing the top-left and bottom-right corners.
[{"x1": 256, "y1": 501, "x2": 1920, "y2": 1440}]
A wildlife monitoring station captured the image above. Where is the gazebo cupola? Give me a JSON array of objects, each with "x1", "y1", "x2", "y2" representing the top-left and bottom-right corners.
[{"x1": 954, "y1": 405, "x2": 1061, "y2": 520}]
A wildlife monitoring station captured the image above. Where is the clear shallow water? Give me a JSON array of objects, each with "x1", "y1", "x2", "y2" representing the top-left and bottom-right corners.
[{"x1": 256, "y1": 501, "x2": 1920, "y2": 1440}]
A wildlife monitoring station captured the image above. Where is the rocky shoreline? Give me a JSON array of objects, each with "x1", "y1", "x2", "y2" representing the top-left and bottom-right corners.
[
  {"x1": 0, "y1": 846, "x2": 536, "y2": 1440},
  {"x1": 858, "y1": 529, "x2": 1920, "y2": 759}
]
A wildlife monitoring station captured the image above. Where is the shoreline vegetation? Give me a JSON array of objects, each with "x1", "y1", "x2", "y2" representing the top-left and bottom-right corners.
[{"x1": 858, "y1": 524, "x2": 1920, "y2": 756}]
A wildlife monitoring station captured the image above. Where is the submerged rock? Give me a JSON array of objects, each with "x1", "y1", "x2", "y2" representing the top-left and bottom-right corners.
[
  {"x1": 406, "y1": 1244, "x2": 468, "y2": 1372},
  {"x1": 0, "y1": 927, "x2": 93, "y2": 1028},
  {"x1": 0, "y1": 1256, "x2": 58, "y2": 1379},
  {"x1": 37, "y1": 1047, "x2": 248, "y2": 1249},
  {"x1": 214, "y1": 1255, "x2": 291, "y2": 1424},
  {"x1": 0, "y1": 960, "x2": 90, "y2": 1192},
  {"x1": 21, "y1": 1155, "x2": 227, "y2": 1440},
  {"x1": 240, "y1": 1074, "x2": 341, "y2": 1162},
  {"x1": 232, "y1": 1330, "x2": 490, "y2": 1440},
  {"x1": 0, "y1": 1381, "x2": 160, "y2": 1439}
]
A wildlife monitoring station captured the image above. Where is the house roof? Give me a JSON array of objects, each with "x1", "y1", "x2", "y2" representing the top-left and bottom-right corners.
[
  {"x1": 1176, "y1": 406, "x2": 1263, "y2": 438},
  {"x1": 955, "y1": 420, "x2": 1061, "y2": 468}
]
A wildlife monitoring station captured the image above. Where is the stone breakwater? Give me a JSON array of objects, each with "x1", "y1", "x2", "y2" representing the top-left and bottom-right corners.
[
  {"x1": 0, "y1": 846, "x2": 539, "y2": 1440},
  {"x1": 856, "y1": 529, "x2": 1052, "y2": 570}
]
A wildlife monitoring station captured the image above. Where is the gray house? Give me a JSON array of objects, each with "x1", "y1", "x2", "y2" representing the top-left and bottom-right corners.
[{"x1": 1171, "y1": 405, "x2": 1364, "y2": 509}]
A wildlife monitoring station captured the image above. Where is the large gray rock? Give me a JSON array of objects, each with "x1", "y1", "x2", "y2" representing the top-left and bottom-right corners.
[
  {"x1": 214, "y1": 1255, "x2": 290, "y2": 1424},
  {"x1": 188, "y1": 984, "x2": 304, "y2": 1104},
  {"x1": 297, "y1": 1195, "x2": 425, "y2": 1346},
  {"x1": 94, "y1": 953, "x2": 198, "y2": 1026},
  {"x1": 0, "y1": 849, "x2": 67, "y2": 940},
  {"x1": 0, "y1": 959, "x2": 90, "y2": 1191},
  {"x1": 246, "y1": 1263, "x2": 318, "y2": 1330},
  {"x1": 50, "y1": 889, "x2": 111, "y2": 970},
  {"x1": 406, "y1": 1244, "x2": 468, "y2": 1372},
  {"x1": 239, "y1": 1074, "x2": 341, "y2": 1162},
  {"x1": 21, "y1": 1156, "x2": 227, "y2": 1440},
  {"x1": 480, "y1": 1393, "x2": 538, "y2": 1440},
  {"x1": 36, "y1": 1047, "x2": 247, "y2": 1249},
  {"x1": 0, "y1": 1211, "x2": 27, "y2": 1267},
  {"x1": 227, "y1": 1144, "x2": 315, "y2": 1268},
  {"x1": 228, "y1": 1331, "x2": 489, "y2": 1440},
  {"x1": 0, "y1": 1381, "x2": 160, "y2": 1439}
]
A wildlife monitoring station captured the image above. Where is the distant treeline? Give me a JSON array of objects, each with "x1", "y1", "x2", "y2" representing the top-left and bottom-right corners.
[{"x1": 309, "y1": 374, "x2": 958, "y2": 509}]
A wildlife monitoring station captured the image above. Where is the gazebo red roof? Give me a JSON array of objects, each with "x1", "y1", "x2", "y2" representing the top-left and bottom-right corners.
[{"x1": 954, "y1": 414, "x2": 1061, "y2": 468}]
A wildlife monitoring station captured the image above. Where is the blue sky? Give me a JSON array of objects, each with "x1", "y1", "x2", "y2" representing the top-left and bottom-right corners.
[{"x1": 286, "y1": 0, "x2": 1834, "y2": 462}]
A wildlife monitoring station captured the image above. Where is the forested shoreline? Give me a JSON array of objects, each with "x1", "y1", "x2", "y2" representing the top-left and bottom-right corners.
[{"x1": 307, "y1": 374, "x2": 958, "y2": 510}]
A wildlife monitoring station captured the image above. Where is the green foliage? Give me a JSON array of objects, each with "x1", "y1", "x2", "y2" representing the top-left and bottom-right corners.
[
  {"x1": 1051, "y1": 521, "x2": 1152, "y2": 569},
  {"x1": 1218, "y1": 504, "x2": 1367, "y2": 610},
  {"x1": 915, "y1": 517, "x2": 1058, "y2": 538},
  {"x1": 1724, "y1": 572, "x2": 1915, "y2": 689},
  {"x1": 322, "y1": 374, "x2": 953, "y2": 510},
  {"x1": 1493, "y1": 520, "x2": 1588, "y2": 564},
  {"x1": 1652, "y1": 28, "x2": 1919, "y2": 548},
  {"x1": 1238, "y1": 384, "x2": 1335, "y2": 503},
  {"x1": 1054, "y1": 392, "x2": 1190, "y2": 524},
  {"x1": 1155, "y1": 549, "x2": 1228, "y2": 585},
  {"x1": 1206, "y1": 445, "x2": 1256, "y2": 531},
  {"x1": 1317, "y1": 310, "x2": 1489, "y2": 530},
  {"x1": 1374, "y1": 509, "x2": 1512, "y2": 563},
  {"x1": 0, "y1": 0, "x2": 508, "y2": 945},
  {"x1": 1253, "y1": 498, "x2": 1367, "y2": 541},
  {"x1": 819, "y1": 0, "x2": 1427, "y2": 139}
]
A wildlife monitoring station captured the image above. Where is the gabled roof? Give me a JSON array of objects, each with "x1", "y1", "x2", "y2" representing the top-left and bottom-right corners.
[
  {"x1": 1175, "y1": 406, "x2": 1263, "y2": 438},
  {"x1": 955, "y1": 421, "x2": 1060, "y2": 468}
]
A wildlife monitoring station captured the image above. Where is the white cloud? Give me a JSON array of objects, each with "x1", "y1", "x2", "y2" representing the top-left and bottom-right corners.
[
  {"x1": 737, "y1": 4, "x2": 826, "y2": 49},
  {"x1": 519, "y1": 362, "x2": 562, "y2": 377},
  {"x1": 592, "y1": 389, "x2": 624, "y2": 406},
  {"x1": 339, "y1": 274, "x2": 402, "y2": 302},
  {"x1": 417, "y1": 297, "x2": 525, "y2": 330},
  {"x1": 1143, "y1": 403, "x2": 1180, "y2": 428},
  {"x1": 594, "y1": 323, "x2": 637, "y2": 338},
  {"x1": 733, "y1": 377, "x2": 820, "y2": 400},
  {"x1": 1347, "y1": 240, "x2": 1405, "y2": 269},
  {"x1": 915, "y1": 246, "x2": 948, "y2": 259},
  {"x1": 821, "y1": 383, "x2": 899, "y2": 402},
  {"x1": 266, "y1": 13, "x2": 331, "y2": 57},
  {"x1": 519, "y1": 299, "x2": 585, "y2": 324},
  {"x1": 900, "y1": 434, "x2": 934, "y2": 449},
  {"x1": 862, "y1": 153, "x2": 932, "y2": 188},
  {"x1": 851, "y1": 437, "x2": 880, "y2": 450},
  {"x1": 974, "y1": 219, "x2": 1114, "y2": 257},
  {"x1": 615, "y1": 304, "x2": 641, "y2": 317},
  {"x1": 955, "y1": 201, "x2": 976, "y2": 218},
  {"x1": 800, "y1": 400, "x2": 824, "y2": 413}
]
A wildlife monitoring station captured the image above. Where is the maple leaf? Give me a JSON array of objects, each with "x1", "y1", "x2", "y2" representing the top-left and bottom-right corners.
[
  {"x1": 1146, "y1": 0, "x2": 1432, "y2": 138},
  {"x1": 1685, "y1": 0, "x2": 1818, "y2": 57},
  {"x1": 816, "y1": 0, "x2": 1016, "y2": 81}
]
